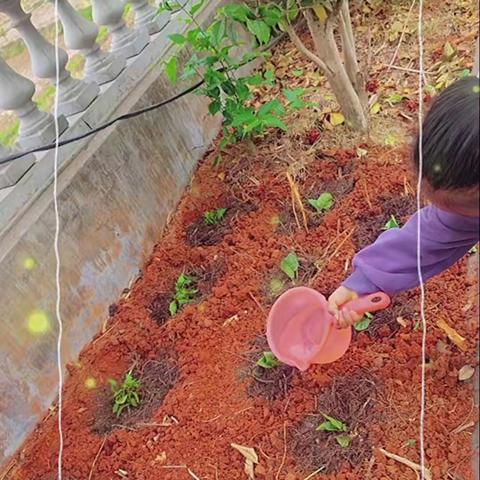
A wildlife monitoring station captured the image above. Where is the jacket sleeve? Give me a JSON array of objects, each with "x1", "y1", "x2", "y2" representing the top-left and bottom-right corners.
[{"x1": 343, "y1": 206, "x2": 479, "y2": 295}]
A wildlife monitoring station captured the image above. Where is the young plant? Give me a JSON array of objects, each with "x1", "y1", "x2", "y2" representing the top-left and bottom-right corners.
[
  {"x1": 162, "y1": 1, "x2": 308, "y2": 149},
  {"x1": 317, "y1": 413, "x2": 352, "y2": 448},
  {"x1": 308, "y1": 192, "x2": 334, "y2": 214},
  {"x1": 280, "y1": 252, "x2": 299, "y2": 281},
  {"x1": 169, "y1": 273, "x2": 198, "y2": 315},
  {"x1": 257, "y1": 351, "x2": 281, "y2": 369},
  {"x1": 354, "y1": 312, "x2": 374, "y2": 332},
  {"x1": 382, "y1": 215, "x2": 400, "y2": 230},
  {"x1": 204, "y1": 207, "x2": 227, "y2": 226},
  {"x1": 108, "y1": 370, "x2": 141, "y2": 417}
]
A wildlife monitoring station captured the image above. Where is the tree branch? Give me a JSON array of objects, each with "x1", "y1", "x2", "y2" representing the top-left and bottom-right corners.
[{"x1": 285, "y1": 23, "x2": 329, "y2": 74}]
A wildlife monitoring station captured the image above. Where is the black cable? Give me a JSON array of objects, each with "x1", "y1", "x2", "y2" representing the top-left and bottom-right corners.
[
  {"x1": 0, "y1": 31, "x2": 288, "y2": 167},
  {"x1": 0, "y1": 77, "x2": 206, "y2": 166}
]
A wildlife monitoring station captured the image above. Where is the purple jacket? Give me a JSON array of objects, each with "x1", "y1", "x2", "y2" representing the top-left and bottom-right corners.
[{"x1": 343, "y1": 206, "x2": 479, "y2": 295}]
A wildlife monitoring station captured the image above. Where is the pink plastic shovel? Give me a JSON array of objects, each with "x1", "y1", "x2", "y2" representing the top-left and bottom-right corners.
[{"x1": 266, "y1": 287, "x2": 390, "y2": 371}]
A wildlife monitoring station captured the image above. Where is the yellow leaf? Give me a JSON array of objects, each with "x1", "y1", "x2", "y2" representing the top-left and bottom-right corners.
[
  {"x1": 313, "y1": 5, "x2": 328, "y2": 22},
  {"x1": 436, "y1": 318, "x2": 467, "y2": 351},
  {"x1": 330, "y1": 112, "x2": 345, "y2": 126},
  {"x1": 370, "y1": 102, "x2": 381, "y2": 114},
  {"x1": 443, "y1": 41, "x2": 456, "y2": 61},
  {"x1": 231, "y1": 444, "x2": 258, "y2": 480},
  {"x1": 356, "y1": 147, "x2": 368, "y2": 157}
]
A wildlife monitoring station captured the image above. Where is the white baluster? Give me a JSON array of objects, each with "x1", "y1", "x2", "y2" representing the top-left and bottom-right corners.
[
  {"x1": 0, "y1": 0, "x2": 99, "y2": 116},
  {"x1": 130, "y1": 0, "x2": 170, "y2": 35},
  {"x1": 0, "y1": 144, "x2": 35, "y2": 189},
  {"x1": 0, "y1": 56, "x2": 68, "y2": 151},
  {"x1": 52, "y1": 0, "x2": 126, "y2": 85},
  {"x1": 92, "y1": 0, "x2": 149, "y2": 59}
]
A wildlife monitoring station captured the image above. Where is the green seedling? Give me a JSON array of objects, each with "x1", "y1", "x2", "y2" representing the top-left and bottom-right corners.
[
  {"x1": 204, "y1": 207, "x2": 227, "y2": 226},
  {"x1": 257, "y1": 351, "x2": 281, "y2": 369},
  {"x1": 316, "y1": 413, "x2": 348, "y2": 432},
  {"x1": 383, "y1": 215, "x2": 400, "y2": 230},
  {"x1": 169, "y1": 273, "x2": 198, "y2": 315},
  {"x1": 405, "y1": 439, "x2": 417, "y2": 447},
  {"x1": 354, "y1": 312, "x2": 374, "y2": 332},
  {"x1": 108, "y1": 370, "x2": 141, "y2": 417},
  {"x1": 317, "y1": 414, "x2": 352, "y2": 449},
  {"x1": 280, "y1": 252, "x2": 299, "y2": 281},
  {"x1": 308, "y1": 192, "x2": 334, "y2": 214},
  {"x1": 335, "y1": 434, "x2": 352, "y2": 448}
]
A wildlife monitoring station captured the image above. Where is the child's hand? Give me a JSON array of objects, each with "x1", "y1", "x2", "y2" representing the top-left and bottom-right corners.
[{"x1": 328, "y1": 286, "x2": 363, "y2": 329}]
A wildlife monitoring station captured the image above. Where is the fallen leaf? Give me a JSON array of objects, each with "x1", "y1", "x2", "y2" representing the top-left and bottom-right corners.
[
  {"x1": 396, "y1": 316, "x2": 408, "y2": 328},
  {"x1": 443, "y1": 41, "x2": 456, "y2": 61},
  {"x1": 313, "y1": 5, "x2": 328, "y2": 22},
  {"x1": 370, "y1": 102, "x2": 382, "y2": 114},
  {"x1": 458, "y1": 365, "x2": 475, "y2": 381},
  {"x1": 330, "y1": 112, "x2": 345, "y2": 126},
  {"x1": 356, "y1": 147, "x2": 368, "y2": 157},
  {"x1": 231, "y1": 443, "x2": 258, "y2": 479},
  {"x1": 436, "y1": 318, "x2": 468, "y2": 351}
]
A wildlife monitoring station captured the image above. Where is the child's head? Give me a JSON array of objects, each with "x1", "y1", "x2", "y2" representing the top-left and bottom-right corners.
[{"x1": 414, "y1": 76, "x2": 479, "y2": 217}]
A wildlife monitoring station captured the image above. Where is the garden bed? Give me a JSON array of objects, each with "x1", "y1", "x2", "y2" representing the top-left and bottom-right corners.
[{"x1": 4, "y1": 1, "x2": 479, "y2": 479}]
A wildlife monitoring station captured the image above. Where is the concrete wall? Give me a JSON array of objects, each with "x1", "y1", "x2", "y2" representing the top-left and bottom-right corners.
[{"x1": 0, "y1": 2, "x2": 230, "y2": 468}]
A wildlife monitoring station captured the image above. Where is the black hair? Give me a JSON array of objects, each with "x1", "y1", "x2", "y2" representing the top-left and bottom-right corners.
[{"x1": 414, "y1": 76, "x2": 480, "y2": 190}]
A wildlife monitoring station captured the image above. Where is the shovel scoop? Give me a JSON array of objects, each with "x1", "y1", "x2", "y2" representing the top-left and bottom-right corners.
[{"x1": 266, "y1": 287, "x2": 390, "y2": 371}]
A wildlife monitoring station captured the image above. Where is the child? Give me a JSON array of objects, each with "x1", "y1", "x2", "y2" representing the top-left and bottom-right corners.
[{"x1": 329, "y1": 76, "x2": 480, "y2": 328}]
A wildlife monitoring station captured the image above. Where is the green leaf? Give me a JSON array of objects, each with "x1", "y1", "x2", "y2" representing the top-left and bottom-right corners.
[
  {"x1": 208, "y1": 100, "x2": 222, "y2": 115},
  {"x1": 169, "y1": 33, "x2": 187, "y2": 45},
  {"x1": 316, "y1": 414, "x2": 347, "y2": 432},
  {"x1": 222, "y1": 4, "x2": 252, "y2": 22},
  {"x1": 209, "y1": 19, "x2": 226, "y2": 47},
  {"x1": 336, "y1": 434, "x2": 352, "y2": 448},
  {"x1": 382, "y1": 215, "x2": 400, "y2": 230},
  {"x1": 354, "y1": 312, "x2": 374, "y2": 332},
  {"x1": 283, "y1": 88, "x2": 306, "y2": 109},
  {"x1": 308, "y1": 192, "x2": 334, "y2": 213},
  {"x1": 165, "y1": 57, "x2": 178, "y2": 84},
  {"x1": 468, "y1": 245, "x2": 478, "y2": 254},
  {"x1": 246, "y1": 19, "x2": 271, "y2": 44},
  {"x1": 386, "y1": 92, "x2": 404, "y2": 105},
  {"x1": 280, "y1": 253, "x2": 299, "y2": 281},
  {"x1": 189, "y1": 0, "x2": 205, "y2": 16},
  {"x1": 259, "y1": 98, "x2": 285, "y2": 117},
  {"x1": 169, "y1": 300, "x2": 178, "y2": 316},
  {"x1": 261, "y1": 115, "x2": 288, "y2": 131},
  {"x1": 257, "y1": 351, "x2": 281, "y2": 369}
]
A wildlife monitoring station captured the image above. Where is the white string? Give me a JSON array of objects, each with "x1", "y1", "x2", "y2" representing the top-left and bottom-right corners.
[
  {"x1": 53, "y1": 1, "x2": 64, "y2": 478},
  {"x1": 416, "y1": 0, "x2": 427, "y2": 478}
]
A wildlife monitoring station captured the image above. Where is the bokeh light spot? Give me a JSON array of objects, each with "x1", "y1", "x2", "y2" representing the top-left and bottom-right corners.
[
  {"x1": 85, "y1": 377, "x2": 97, "y2": 389},
  {"x1": 23, "y1": 257, "x2": 37, "y2": 271},
  {"x1": 27, "y1": 310, "x2": 50, "y2": 335}
]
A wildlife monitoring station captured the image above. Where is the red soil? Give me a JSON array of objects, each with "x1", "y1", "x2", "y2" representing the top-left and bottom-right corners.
[{"x1": 7, "y1": 141, "x2": 478, "y2": 480}]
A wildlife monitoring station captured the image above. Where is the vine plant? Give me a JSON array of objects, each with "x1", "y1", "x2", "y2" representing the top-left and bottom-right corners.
[{"x1": 161, "y1": 1, "x2": 308, "y2": 148}]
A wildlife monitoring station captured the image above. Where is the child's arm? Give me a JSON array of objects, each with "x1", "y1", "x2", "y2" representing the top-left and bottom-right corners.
[{"x1": 330, "y1": 206, "x2": 479, "y2": 326}]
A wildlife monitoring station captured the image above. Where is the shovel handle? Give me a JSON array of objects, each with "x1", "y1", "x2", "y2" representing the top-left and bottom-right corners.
[{"x1": 341, "y1": 292, "x2": 391, "y2": 316}]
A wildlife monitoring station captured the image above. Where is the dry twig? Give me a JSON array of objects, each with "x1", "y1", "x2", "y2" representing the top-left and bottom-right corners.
[{"x1": 379, "y1": 448, "x2": 432, "y2": 480}]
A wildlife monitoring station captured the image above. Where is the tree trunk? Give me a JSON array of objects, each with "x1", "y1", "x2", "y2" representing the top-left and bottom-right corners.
[
  {"x1": 305, "y1": 9, "x2": 368, "y2": 132},
  {"x1": 339, "y1": 0, "x2": 367, "y2": 110}
]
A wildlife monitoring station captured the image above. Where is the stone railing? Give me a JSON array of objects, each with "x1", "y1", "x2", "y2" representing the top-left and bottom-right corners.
[{"x1": 0, "y1": 0, "x2": 187, "y2": 189}]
